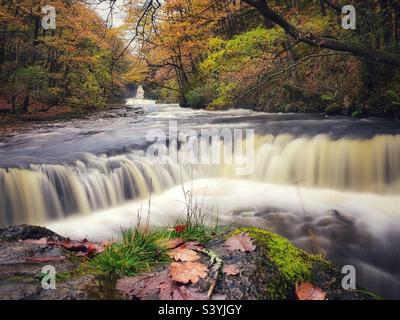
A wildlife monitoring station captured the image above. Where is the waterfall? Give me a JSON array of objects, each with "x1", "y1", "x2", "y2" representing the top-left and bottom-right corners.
[
  {"x1": 1, "y1": 133, "x2": 400, "y2": 225},
  {"x1": 135, "y1": 85, "x2": 145, "y2": 99}
]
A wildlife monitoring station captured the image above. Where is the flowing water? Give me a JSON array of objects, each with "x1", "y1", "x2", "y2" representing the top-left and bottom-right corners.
[{"x1": 1, "y1": 92, "x2": 400, "y2": 298}]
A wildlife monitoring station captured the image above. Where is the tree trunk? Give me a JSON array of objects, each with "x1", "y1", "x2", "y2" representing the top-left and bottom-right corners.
[
  {"x1": 22, "y1": 94, "x2": 30, "y2": 113},
  {"x1": 11, "y1": 95, "x2": 16, "y2": 113},
  {"x1": 320, "y1": 0, "x2": 327, "y2": 17}
]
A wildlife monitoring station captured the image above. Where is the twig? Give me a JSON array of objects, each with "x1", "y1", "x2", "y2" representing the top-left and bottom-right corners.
[{"x1": 201, "y1": 249, "x2": 223, "y2": 300}]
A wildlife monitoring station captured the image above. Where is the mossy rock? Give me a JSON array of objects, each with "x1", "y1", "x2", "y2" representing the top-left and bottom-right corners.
[{"x1": 200, "y1": 227, "x2": 377, "y2": 300}]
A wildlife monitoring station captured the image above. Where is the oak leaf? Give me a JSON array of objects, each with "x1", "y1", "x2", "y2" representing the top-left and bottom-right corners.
[
  {"x1": 168, "y1": 248, "x2": 200, "y2": 262},
  {"x1": 170, "y1": 262, "x2": 208, "y2": 284},
  {"x1": 295, "y1": 282, "x2": 327, "y2": 300},
  {"x1": 225, "y1": 233, "x2": 256, "y2": 252}
]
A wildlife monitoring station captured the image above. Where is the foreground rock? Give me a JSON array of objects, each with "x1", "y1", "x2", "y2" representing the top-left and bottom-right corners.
[{"x1": 0, "y1": 225, "x2": 377, "y2": 300}]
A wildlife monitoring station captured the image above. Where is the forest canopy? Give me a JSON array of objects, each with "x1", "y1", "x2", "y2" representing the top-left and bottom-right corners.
[
  {"x1": 138, "y1": 0, "x2": 400, "y2": 117},
  {"x1": 1, "y1": 0, "x2": 400, "y2": 117},
  {"x1": 0, "y1": 0, "x2": 134, "y2": 114}
]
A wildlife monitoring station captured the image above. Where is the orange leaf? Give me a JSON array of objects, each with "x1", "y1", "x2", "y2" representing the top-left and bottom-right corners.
[
  {"x1": 295, "y1": 282, "x2": 327, "y2": 300},
  {"x1": 170, "y1": 262, "x2": 208, "y2": 284}
]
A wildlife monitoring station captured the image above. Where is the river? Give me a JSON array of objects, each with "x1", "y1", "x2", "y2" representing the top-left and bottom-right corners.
[{"x1": 1, "y1": 95, "x2": 400, "y2": 298}]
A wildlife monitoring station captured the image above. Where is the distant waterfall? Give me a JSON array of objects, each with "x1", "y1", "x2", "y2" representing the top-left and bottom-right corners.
[
  {"x1": 1, "y1": 134, "x2": 400, "y2": 225},
  {"x1": 135, "y1": 85, "x2": 145, "y2": 99}
]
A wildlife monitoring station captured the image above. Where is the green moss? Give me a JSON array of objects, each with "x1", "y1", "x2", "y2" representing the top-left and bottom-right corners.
[
  {"x1": 230, "y1": 228, "x2": 313, "y2": 281},
  {"x1": 229, "y1": 227, "x2": 327, "y2": 299}
]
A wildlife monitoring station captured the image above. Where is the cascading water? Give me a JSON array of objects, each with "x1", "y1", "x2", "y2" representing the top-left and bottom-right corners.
[
  {"x1": 1, "y1": 133, "x2": 400, "y2": 225},
  {"x1": 1, "y1": 101, "x2": 400, "y2": 298}
]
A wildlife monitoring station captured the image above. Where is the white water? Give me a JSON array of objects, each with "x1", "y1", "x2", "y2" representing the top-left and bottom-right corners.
[{"x1": 1, "y1": 97, "x2": 400, "y2": 298}]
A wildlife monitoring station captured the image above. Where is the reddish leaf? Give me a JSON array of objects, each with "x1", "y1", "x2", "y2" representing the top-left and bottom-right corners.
[
  {"x1": 168, "y1": 248, "x2": 200, "y2": 262},
  {"x1": 25, "y1": 256, "x2": 66, "y2": 263},
  {"x1": 116, "y1": 270, "x2": 170, "y2": 298},
  {"x1": 59, "y1": 240, "x2": 88, "y2": 252},
  {"x1": 179, "y1": 241, "x2": 204, "y2": 251},
  {"x1": 170, "y1": 262, "x2": 208, "y2": 284},
  {"x1": 223, "y1": 264, "x2": 240, "y2": 276},
  {"x1": 174, "y1": 225, "x2": 187, "y2": 233},
  {"x1": 19, "y1": 238, "x2": 48, "y2": 245},
  {"x1": 225, "y1": 233, "x2": 256, "y2": 252},
  {"x1": 159, "y1": 282, "x2": 207, "y2": 300},
  {"x1": 295, "y1": 282, "x2": 327, "y2": 300},
  {"x1": 164, "y1": 238, "x2": 185, "y2": 249}
]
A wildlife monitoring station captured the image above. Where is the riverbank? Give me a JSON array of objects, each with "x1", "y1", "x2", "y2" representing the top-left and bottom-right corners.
[{"x1": 0, "y1": 224, "x2": 378, "y2": 300}]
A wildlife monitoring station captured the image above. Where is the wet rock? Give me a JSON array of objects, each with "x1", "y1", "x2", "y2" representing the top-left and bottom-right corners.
[
  {"x1": 0, "y1": 225, "x2": 123, "y2": 300},
  {"x1": 0, "y1": 225, "x2": 65, "y2": 242}
]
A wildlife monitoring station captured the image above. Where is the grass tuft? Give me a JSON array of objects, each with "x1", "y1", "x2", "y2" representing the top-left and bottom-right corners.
[{"x1": 90, "y1": 228, "x2": 169, "y2": 277}]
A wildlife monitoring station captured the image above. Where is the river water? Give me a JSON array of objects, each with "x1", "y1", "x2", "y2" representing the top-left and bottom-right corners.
[{"x1": 1, "y1": 96, "x2": 400, "y2": 298}]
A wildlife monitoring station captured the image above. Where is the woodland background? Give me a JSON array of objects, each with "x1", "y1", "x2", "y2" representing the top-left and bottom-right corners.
[{"x1": 1, "y1": 0, "x2": 400, "y2": 118}]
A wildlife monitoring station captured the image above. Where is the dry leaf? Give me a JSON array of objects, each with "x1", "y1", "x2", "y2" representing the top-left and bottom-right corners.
[
  {"x1": 170, "y1": 262, "x2": 208, "y2": 284},
  {"x1": 164, "y1": 238, "x2": 185, "y2": 249},
  {"x1": 225, "y1": 233, "x2": 256, "y2": 252},
  {"x1": 168, "y1": 248, "x2": 200, "y2": 262},
  {"x1": 223, "y1": 264, "x2": 240, "y2": 276},
  {"x1": 116, "y1": 270, "x2": 170, "y2": 298},
  {"x1": 180, "y1": 241, "x2": 204, "y2": 251},
  {"x1": 295, "y1": 282, "x2": 327, "y2": 300},
  {"x1": 159, "y1": 282, "x2": 207, "y2": 300},
  {"x1": 19, "y1": 238, "x2": 48, "y2": 245}
]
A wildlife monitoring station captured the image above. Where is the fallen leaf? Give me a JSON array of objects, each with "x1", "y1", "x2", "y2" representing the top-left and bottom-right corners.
[
  {"x1": 170, "y1": 262, "x2": 208, "y2": 284},
  {"x1": 159, "y1": 283, "x2": 208, "y2": 300},
  {"x1": 19, "y1": 238, "x2": 48, "y2": 245},
  {"x1": 225, "y1": 233, "x2": 256, "y2": 252},
  {"x1": 164, "y1": 238, "x2": 185, "y2": 249},
  {"x1": 116, "y1": 270, "x2": 170, "y2": 298},
  {"x1": 295, "y1": 282, "x2": 327, "y2": 300},
  {"x1": 180, "y1": 241, "x2": 204, "y2": 251},
  {"x1": 174, "y1": 225, "x2": 187, "y2": 233},
  {"x1": 223, "y1": 264, "x2": 240, "y2": 276},
  {"x1": 169, "y1": 248, "x2": 200, "y2": 262},
  {"x1": 59, "y1": 240, "x2": 88, "y2": 252},
  {"x1": 25, "y1": 256, "x2": 66, "y2": 263}
]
